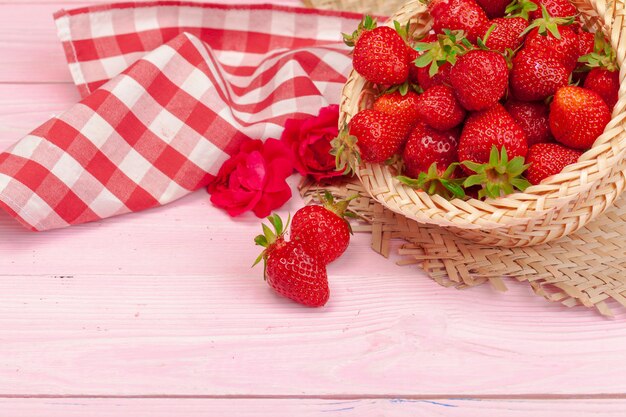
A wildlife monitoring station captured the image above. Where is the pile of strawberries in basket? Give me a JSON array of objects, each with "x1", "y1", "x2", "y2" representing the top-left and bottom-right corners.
[{"x1": 332, "y1": 0, "x2": 618, "y2": 199}]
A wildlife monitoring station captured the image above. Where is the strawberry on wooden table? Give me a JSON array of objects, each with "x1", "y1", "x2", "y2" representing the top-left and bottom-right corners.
[
  {"x1": 449, "y1": 49, "x2": 509, "y2": 111},
  {"x1": 402, "y1": 122, "x2": 460, "y2": 179},
  {"x1": 373, "y1": 90, "x2": 421, "y2": 128},
  {"x1": 458, "y1": 103, "x2": 528, "y2": 173},
  {"x1": 254, "y1": 214, "x2": 329, "y2": 307},
  {"x1": 343, "y1": 16, "x2": 409, "y2": 85},
  {"x1": 290, "y1": 192, "x2": 355, "y2": 265},
  {"x1": 549, "y1": 86, "x2": 611, "y2": 150},
  {"x1": 525, "y1": 142, "x2": 583, "y2": 185},
  {"x1": 504, "y1": 100, "x2": 551, "y2": 146},
  {"x1": 416, "y1": 85, "x2": 466, "y2": 131}
]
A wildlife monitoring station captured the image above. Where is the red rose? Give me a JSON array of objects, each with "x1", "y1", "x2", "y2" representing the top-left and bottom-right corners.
[
  {"x1": 208, "y1": 139, "x2": 293, "y2": 218},
  {"x1": 281, "y1": 104, "x2": 344, "y2": 182}
]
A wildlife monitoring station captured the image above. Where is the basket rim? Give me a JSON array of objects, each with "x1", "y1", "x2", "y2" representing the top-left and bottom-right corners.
[{"x1": 340, "y1": 0, "x2": 626, "y2": 233}]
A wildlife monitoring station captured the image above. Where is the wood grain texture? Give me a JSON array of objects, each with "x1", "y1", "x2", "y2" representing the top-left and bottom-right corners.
[
  {"x1": 2, "y1": 398, "x2": 626, "y2": 416},
  {"x1": 1, "y1": 212, "x2": 625, "y2": 398},
  {"x1": 0, "y1": 0, "x2": 625, "y2": 410}
]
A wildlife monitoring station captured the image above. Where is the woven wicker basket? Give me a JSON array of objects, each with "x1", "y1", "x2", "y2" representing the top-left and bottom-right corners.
[{"x1": 339, "y1": 0, "x2": 626, "y2": 247}]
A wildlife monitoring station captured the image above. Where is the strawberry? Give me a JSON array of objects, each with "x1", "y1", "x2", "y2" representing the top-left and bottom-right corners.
[
  {"x1": 429, "y1": 0, "x2": 489, "y2": 43},
  {"x1": 412, "y1": 33, "x2": 456, "y2": 90},
  {"x1": 402, "y1": 122, "x2": 460, "y2": 179},
  {"x1": 510, "y1": 49, "x2": 569, "y2": 101},
  {"x1": 521, "y1": 6, "x2": 579, "y2": 72},
  {"x1": 504, "y1": 100, "x2": 551, "y2": 146},
  {"x1": 572, "y1": 30, "x2": 596, "y2": 83},
  {"x1": 584, "y1": 68, "x2": 619, "y2": 109},
  {"x1": 525, "y1": 142, "x2": 583, "y2": 185},
  {"x1": 407, "y1": 46, "x2": 422, "y2": 85},
  {"x1": 373, "y1": 91, "x2": 421, "y2": 128},
  {"x1": 579, "y1": 32, "x2": 619, "y2": 109},
  {"x1": 578, "y1": 30, "x2": 595, "y2": 56},
  {"x1": 416, "y1": 85, "x2": 466, "y2": 130},
  {"x1": 549, "y1": 86, "x2": 611, "y2": 149},
  {"x1": 254, "y1": 214, "x2": 329, "y2": 307},
  {"x1": 290, "y1": 192, "x2": 354, "y2": 265},
  {"x1": 331, "y1": 109, "x2": 410, "y2": 173},
  {"x1": 344, "y1": 16, "x2": 409, "y2": 85},
  {"x1": 483, "y1": 17, "x2": 529, "y2": 54},
  {"x1": 449, "y1": 49, "x2": 509, "y2": 111},
  {"x1": 476, "y1": 0, "x2": 510, "y2": 18},
  {"x1": 528, "y1": 0, "x2": 576, "y2": 20},
  {"x1": 458, "y1": 103, "x2": 528, "y2": 174}
]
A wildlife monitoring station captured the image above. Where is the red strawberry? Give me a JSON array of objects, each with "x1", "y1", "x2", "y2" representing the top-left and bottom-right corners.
[
  {"x1": 510, "y1": 49, "x2": 569, "y2": 101},
  {"x1": 254, "y1": 215, "x2": 329, "y2": 307},
  {"x1": 504, "y1": 100, "x2": 551, "y2": 146},
  {"x1": 524, "y1": 24, "x2": 579, "y2": 72},
  {"x1": 290, "y1": 192, "x2": 353, "y2": 265},
  {"x1": 429, "y1": 0, "x2": 489, "y2": 42},
  {"x1": 458, "y1": 103, "x2": 528, "y2": 173},
  {"x1": 407, "y1": 46, "x2": 421, "y2": 85},
  {"x1": 416, "y1": 85, "x2": 466, "y2": 131},
  {"x1": 528, "y1": 0, "x2": 577, "y2": 20},
  {"x1": 373, "y1": 91, "x2": 421, "y2": 128},
  {"x1": 412, "y1": 33, "x2": 455, "y2": 90},
  {"x1": 584, "y1": 68, "x2": 619, "y2": 109},
  {"x1": 579, "y1": 32, "x2": 619, "y2": 109},
  {"x1": 335, "y1": 109, "x2": 410, "y2": 166},
  {"x1": 549, "y1": 86, "x2": 611, "y2": 149},
  {"x1": 449, "y1": 50, "x2": 509, "y2": 111},
  {"x1": 344, "y1": 16, "x2": 409, "y2": 85},
  {"x1": 578, "y1": 30, "x2": 595, "y2": 56},
  {"x1": 417, "y1": 62, "x2": 452, "y2": 90},
  {"x1": 476, "y1": 0, "x2": 510, "y2": 18},
  {"x1": 572, "y1": 30, "x2": 595, "y2": 83},
  {"x1": 525, "y1": 142, "x2": 583, "y2": 184},
  {"x1": 402, "y1": 122, "x2": 460, "y2": 179},
  {"x1": 483, "y1": 17, "x2": 529, "y2": 53}
]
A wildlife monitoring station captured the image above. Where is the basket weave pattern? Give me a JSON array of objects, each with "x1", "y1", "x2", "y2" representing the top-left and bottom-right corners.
[{"x1": 339, "y1": 0, "x2": 626, "y2": 247}]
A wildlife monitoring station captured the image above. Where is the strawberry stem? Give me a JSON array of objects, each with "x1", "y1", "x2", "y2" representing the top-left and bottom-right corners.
[
  {"x1": 330, "y1": 127, "x2": 360, "y2": 176},
  {"x1": 520, "y1": 5, "x2": 576, "y2": 39},
  {"x1": 462, "y1": 146, "x2": 531, "y2": 199},
  {"x1": 578, "y1": 31, "x2": 618, "y2": 71},
  {"x1": 342, "y1": 15, "x2": 377, "y2": 47},
  {"x1": 252, "y1": 213, "x2": 290, "y2": 268},
  {"x1": 397, "y1": 162, "x2": 467, "y2": 200}
]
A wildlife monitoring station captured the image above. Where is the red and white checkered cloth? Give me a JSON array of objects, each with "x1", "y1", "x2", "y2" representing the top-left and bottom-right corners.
[{"x1": 0, "y1": 2, "x2": 364, "y2": 231}]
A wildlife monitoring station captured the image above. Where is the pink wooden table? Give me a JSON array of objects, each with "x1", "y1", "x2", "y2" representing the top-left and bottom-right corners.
[{"x1": 1, "y1": 1, "x2": 626, "y2": 415}]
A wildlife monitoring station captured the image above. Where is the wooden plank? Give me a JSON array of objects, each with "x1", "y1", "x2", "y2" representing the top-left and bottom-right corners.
[
  {"x1": 2, "y1": 398, "x2": 626, "y2": 416},
  {"x1": 0, "y1": 263, "x2": 625, "y2": 396}
]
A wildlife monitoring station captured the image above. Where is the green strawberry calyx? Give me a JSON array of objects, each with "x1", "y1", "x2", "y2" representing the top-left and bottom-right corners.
[
  {"x1": 342, "y1": 15, "x2": 377, "y2": 47},
  {"x1": 253, "y1": 213, "x2": 290, "y2": 271},
  {"x1": 413, "y1": 30, "x2": 473, "y2": 77},
  {"x1": 397, "y1": 162, "x2": 467, "y2": 200},
  {"x1": 462, "y1": 146, "x2": 531, "y2": 199},
  {"x1": 330, "y1": 126, "x2": 361, "y2": 176},
  {"x1": 578, "y1": 31, "x2": 618, "y2": 71},
  {"x1": 317, "y1": 190, "x2": 359, "y2": 234},
  {"x1": 520, "y1": 5, "x2": 576, "y2": 39},
  {"x1": 505, "y1": 0, "x2": 538, "y2": 20}
]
